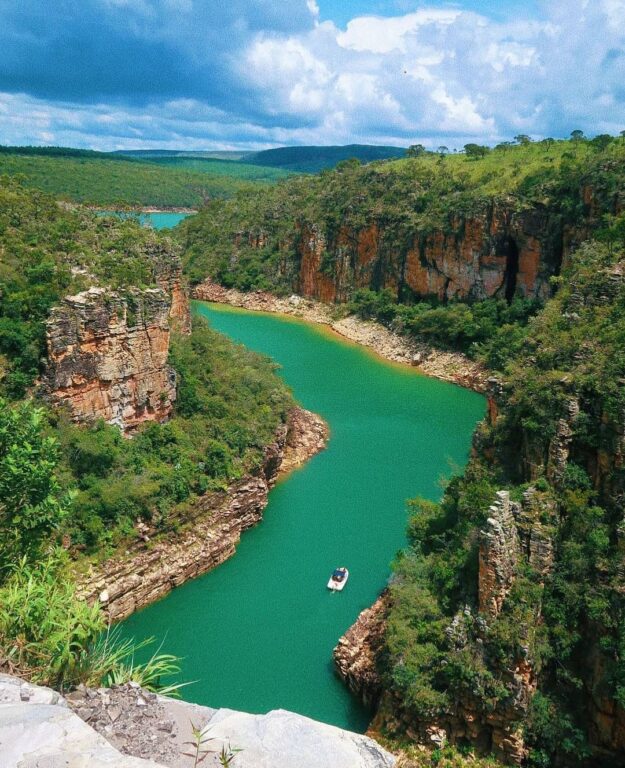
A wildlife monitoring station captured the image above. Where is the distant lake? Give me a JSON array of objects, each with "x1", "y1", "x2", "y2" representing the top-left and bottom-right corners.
[{"x1": 97, "y1": 210, "x2": 193, "y2": 230}]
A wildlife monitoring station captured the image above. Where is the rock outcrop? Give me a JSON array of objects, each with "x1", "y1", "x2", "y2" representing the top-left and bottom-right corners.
[
  {"x1": 43, "y1": 286, "x2": 177, "y2": 432},
  {"x1": 0, "y1": 675, "x2": 396, "y2": 768},
  {"x1": 0, "y1": 674, "x2": 165, "y2": 768},
  {"x1": 478, "y1": 491, "x2": 520, "y2": 619},
  {"x1": 79, "y1": 407, "x2": 329, "y2": 621},
  {"x1": 333, "y1": 593, "x2": 389, "y2": 709},
  {"x1": 150, "y1": 240, "x2": 192, "y2": 335}
]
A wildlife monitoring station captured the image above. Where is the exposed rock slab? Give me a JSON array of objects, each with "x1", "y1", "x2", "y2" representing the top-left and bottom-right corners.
[
  {"x1": 0, "y1": 674, "x2": 165, "y2": 768},
  {"x1": 1, "y1": 676, "x2": 395, "y2": 768},
  {"x1": 200, "y1": 708, "x2": 395, "y2": 768}
]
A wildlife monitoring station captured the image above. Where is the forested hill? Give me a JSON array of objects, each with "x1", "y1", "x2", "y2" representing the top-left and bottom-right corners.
[{"x1": 241, "y1": 144, "x2": 407, "y2": 172}]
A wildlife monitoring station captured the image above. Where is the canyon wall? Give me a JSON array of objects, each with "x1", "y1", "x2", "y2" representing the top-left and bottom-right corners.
[
  {"x1": 78, "y1": 407, "x2": 328, "y2": 621},
  {"x1": 43, "y1": 243, "x2": 191, "y2": 432},
  {"x1": 43, "y1": 286, "x2": 177, "y2": 432},
  {"x1": 296, "y1": 205, "x2": 563, "y2": 305}
]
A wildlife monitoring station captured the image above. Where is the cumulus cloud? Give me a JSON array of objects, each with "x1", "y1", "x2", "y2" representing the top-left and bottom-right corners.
[{"x1": 0, "y1": 0, "x2": 624, "y2": 148}]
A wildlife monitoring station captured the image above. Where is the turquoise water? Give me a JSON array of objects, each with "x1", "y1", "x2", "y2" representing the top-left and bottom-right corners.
[
  {"x1": 97, "y1": 211, "x2": 192, "y2": 229},
  {"x1": 121, "y1": 303, "x2": 485, "y2": 731}
]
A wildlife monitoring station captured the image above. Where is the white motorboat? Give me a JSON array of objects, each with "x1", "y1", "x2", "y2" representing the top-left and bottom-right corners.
[{"x1": 327, "y1": 567, "x2": 349, "y2": 591}]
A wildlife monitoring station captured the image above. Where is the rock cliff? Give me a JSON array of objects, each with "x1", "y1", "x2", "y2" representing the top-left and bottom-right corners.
[
  {"x1": 336, "y1": 489, "x2": 556, "y2": 765},
  {"x1": 333, "y1": 593, "x2": 389, "y2": 709},
  {"x1": 295, "y1": 205, "x2": 562, "y2": 305},
  {"x1": 43, "y1": 286, "x2": 177, "y2": 432},
  {"x1": 41, "y1": 236, "x2": 191, "y2": 432},
  {"x1": 79, "y1": 407, "x2": 328, "y2": 621},
  {"x1": 0, "y1": 675, "x2": 395, "y2": 768}
]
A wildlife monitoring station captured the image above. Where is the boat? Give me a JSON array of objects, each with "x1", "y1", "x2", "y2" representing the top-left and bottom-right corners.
[{"x1": 327, "y1": 567, "x2": 349, "y2": 591}]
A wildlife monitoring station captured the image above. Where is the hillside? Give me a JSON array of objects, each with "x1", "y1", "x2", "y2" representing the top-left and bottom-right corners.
[
  {"x1": 0, "y1": 150, "x2": 277, "y2": 208},
  {"x1": 181, "y1": 136, "x2": 624, "y2": 307},
  {"x1": 241, "y1": 144, "x2": 407, "y2": 173}
]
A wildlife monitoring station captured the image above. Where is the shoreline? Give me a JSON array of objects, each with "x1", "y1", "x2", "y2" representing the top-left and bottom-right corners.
[
  {"x1": 193, "y1": 280, "x2": 488, "y2": 394},
  {"x1": 79, "y1": 406, "x2": 328, "y2": 622},
  {"x1": 85, "y1": 205, "x2": 197, "y2": 214}
]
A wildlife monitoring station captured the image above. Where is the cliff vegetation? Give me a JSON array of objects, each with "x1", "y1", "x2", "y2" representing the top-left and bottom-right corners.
[
  {"x1": 381, "y1": 235, "x2": 625, "y2": 766},
  {"x1": 0, "y1": 177, "x2": 293, "y2": 691}
]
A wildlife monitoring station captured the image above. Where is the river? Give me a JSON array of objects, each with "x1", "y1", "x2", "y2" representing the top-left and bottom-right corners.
[{"x1": 121, "y1": 302, "x2": 485, "y2": 731}]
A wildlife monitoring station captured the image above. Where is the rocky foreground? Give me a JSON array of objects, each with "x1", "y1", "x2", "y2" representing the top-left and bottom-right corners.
[
  {"x1": 0, "y1": 675, "x2": 395, "y2": 768},
  {"x1": 193, "y1": 281, "x2": 487, "y2": 392}
]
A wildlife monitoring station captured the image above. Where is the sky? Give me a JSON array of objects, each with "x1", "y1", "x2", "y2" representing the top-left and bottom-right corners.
[{"x1": 0, "y1": 0, "x2": 623, "y2": 151}]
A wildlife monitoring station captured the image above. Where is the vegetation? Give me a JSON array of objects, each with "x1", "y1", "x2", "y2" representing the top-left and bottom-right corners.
[
  {"x1": 0, "y1": 151, "x2": 282, "y2": 208},
  {"x1": 347, "y1": 289, "x2": 541, "y2": 360},
  {"x1": 384, "y1": 236, "x2": 625, "y2": 765},
  {"x1": 124, "y1": 155, "x2": 291, "y2": 183},
  {"x1": 0, "y1": 556, "x2": 181, "y2": 693},
  {"x1": 0, "y1": 399, "x2": 71, "y2": 578}
]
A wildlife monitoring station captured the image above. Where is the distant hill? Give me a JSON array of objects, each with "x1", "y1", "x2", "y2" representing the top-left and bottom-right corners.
[
  {"x1": 114, "y1": 149, "x2": 252, "y2": 161},
  {"x1": 0, "y1": 145, "x2": 138, "y2": 161},
  {"x1": 241, "y1": 144, "x2": 407, "y2": 173}
]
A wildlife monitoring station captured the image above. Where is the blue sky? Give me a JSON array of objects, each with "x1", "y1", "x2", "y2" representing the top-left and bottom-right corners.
[
  {"x1": 317, "y1": 0, "x2": 540, "y2": 27},
  {"x1": 0, "y1": 0, "x2": 622, "y2": 150}
]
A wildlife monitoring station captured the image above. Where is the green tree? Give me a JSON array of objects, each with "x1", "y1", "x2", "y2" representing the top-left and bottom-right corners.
[
  {"x1": 464, "y1": 143, "x2": 490, "y2": 159},
  {"x1": 407, "y1": 144, "x2": 427, "y2": 157},
  {"x1": 0, "y1": 399, "x2": 70, "y2": 577}
]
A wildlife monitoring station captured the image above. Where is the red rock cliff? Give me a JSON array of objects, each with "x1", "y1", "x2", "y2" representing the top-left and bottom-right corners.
[
  {"x1": 293, "y1": 204, "x2": 562, "y2": 304},
  {"x1": 43, "y1": 287, "x2": 177, "y2": 432}
]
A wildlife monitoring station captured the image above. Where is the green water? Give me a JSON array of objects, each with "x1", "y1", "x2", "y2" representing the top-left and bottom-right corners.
[
  {"x1": 121, "y1": 303, "x2": 485, "y2": 731},
  {"x1": 97, "y1": 211, "x2": 192, "y2": 229}
]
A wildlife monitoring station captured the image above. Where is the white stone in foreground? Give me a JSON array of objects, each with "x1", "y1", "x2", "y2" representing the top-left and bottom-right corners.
[
  {"x1": 201, "y1": 708, "x2": 395, "y2": 768},
  {"x1": 0, "y1": 675, "x2": 165, "y2": 768}
]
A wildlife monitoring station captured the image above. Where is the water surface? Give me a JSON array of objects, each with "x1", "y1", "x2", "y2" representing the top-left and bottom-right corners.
[
  {"x1": 122, "y1": 303, "x2": 484, "y2": 730},
  {"x1": 97, "y1": 210, "x2": 192, "y2": 229}
]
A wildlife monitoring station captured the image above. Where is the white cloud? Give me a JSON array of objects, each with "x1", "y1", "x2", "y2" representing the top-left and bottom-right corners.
[
  {"x1": 1, "y1": 0, "x2": 624, "y2": 149},
  {"x1": 337, "y1": 9, "x2": 461, "y2": 54}
]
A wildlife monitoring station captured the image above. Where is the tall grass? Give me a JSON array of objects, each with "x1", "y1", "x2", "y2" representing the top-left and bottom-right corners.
[{"x1": 0, "y1": 556, "x2": 182, "y2": 694}]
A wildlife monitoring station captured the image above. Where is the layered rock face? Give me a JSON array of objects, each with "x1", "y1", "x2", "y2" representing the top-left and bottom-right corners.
[
  {"x1": 333, "y1": 593, "x2": 389, "y2": 709},
  {"x1": 292, "y1": 204, "x2": 562, "y2": 304},
  {"x1": 79, "y1": 407, "x2": 328, "y2": 621},
  {"x1": 43, "y1": 286, "x2": 177, "y2": 432},
  {"x1": 150, "y1": 240, "x2": 192, "y2": 334},
  {"x1": 336, "y1": 489, "x2": 555, "y2": 765},
  {"x1": 0, "y1": 675, "x2": 395, "y2": 768}
]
